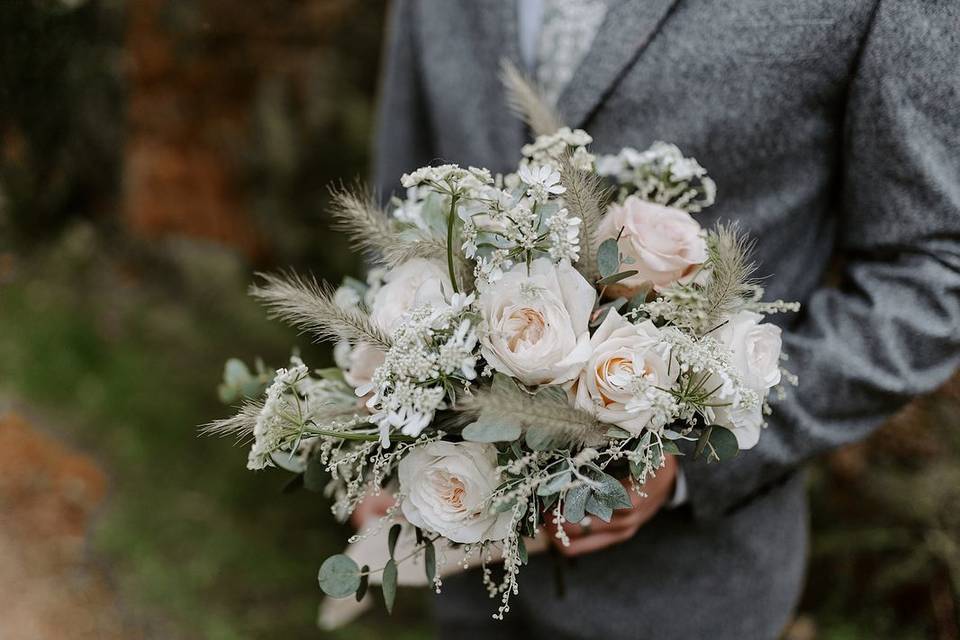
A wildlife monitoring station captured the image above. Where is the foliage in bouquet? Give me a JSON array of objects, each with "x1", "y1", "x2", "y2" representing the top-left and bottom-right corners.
[{"x1": 205, "y1": 63, "x2": 799, "y2": 619}]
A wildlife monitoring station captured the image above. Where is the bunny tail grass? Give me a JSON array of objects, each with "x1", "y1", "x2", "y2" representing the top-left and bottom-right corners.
[
  {"x1": 499, "y1": 59, "x2": 564, "y2": 137},
  {"x1": 251, "y1": 271, "x2": 392, "y2": 350},
  {"x1": 703, "y1": 223, "x2": 759, "y2": 327},
  {"x1": 562, "y1": 157, "x2": 610, "y2": 282}
]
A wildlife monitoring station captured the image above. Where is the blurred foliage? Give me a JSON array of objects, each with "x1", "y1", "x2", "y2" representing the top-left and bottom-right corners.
[
  {"x1": 0, "y1": 0, "x2": 957, "y2": 638},
  {"x1": 0, "y1": 225, "x2": 432, "y2": 639},
  {"x1": 0, "y1": 0, "x2": 125, "y2": 245}
]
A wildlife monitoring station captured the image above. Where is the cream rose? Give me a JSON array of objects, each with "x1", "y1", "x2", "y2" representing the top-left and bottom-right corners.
[
  {"x1": 370, "y1": 258, "x2": 451, "y2": 334},
  {"x1": 718, "y1": 311, "x2": 783, "y2": 391},
  {"x1": 572, "y1": 310, "x2": 677, "y2": 434},
  {"x1": 710, "y1": 311, "x2": 783, "y2": 449},
  {"x1": 478, "y1": 258, "x2": 596, "y2": 386},
  {"x1": 597, "y1": 195, "x2": 708, "y2": 293},
  {"x1": 398, "y1": 441, "x2": 512, "y2": 544}
]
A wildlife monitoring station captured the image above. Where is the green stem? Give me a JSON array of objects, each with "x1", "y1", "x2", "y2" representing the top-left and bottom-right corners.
[
  {"x1": 303, "y1": 425, "x2": 416, "y2": 443},
  {"x1": 446, "y1": 194, "x2": 460, "y2": 293}
]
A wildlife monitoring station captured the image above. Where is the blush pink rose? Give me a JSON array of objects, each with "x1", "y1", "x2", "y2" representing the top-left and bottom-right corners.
[{"x1": 597, "y1": 195, "x2": 708, "y2": 293}]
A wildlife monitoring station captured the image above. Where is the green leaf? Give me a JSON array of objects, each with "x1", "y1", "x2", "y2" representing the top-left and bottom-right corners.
[
  {"x1": 597, "y1": 270, "x2": 639, "y2": 286},
  {"x1": 597, "y1": 238, "x2": 620, "y2": 277},
  {"x1": 303, "y1": 454, "x2": 326, "y2": 492},
  {"x1": 315, "y1": 367, "x2": 347, "y2": 384},
  {"x1": 661, "y1": 440, "x2": 682, "y2": 455},
  {"x1": 591, "y1": 471, "x2": 634, "y2": 510},
  {"x1": 223, "y1": 358, "x2": 251, "y2": 386},
  {"x1": 462, "y1": 414, "x2": 522, "y2": 443},
  {"x1": 605, "y1": 425, "x2": 633, "y2": 439},
  {"x1": 382, "y1": 559, "x2": 398, "y2": 614},
  {"x1": 525, "y1": 424, "x2": 561, "y2": 451},
  {"x1": 388, "y1": 524, "x2": 402, "y2": 559},
  {"x1": 585, "y1": 493, "x2": 614, "y2": 522},
  {"x1": 318, "y1": 554, "x2": 361, "y2": 599},
  {"x1": 517, "y1": 537, "x2": 529, "y2": 565},
  {"x1": 708, "y1": 425, "x2": 739, "y2": 462},
  {"x1": 563, "y1": 484, "x2": 590, "y2": 523},
  {"x1": 536, "y1": 470, "x2": 572, "y2": 497},
  {"x1": 424, "y1": 540, "x2": 437, "y2": 584},
  {"x1": 650, "y1": 443, "x2": 664, "y2": 470},
  {"x1": 356, "y1": 566, "x2": 369, "y2": 602}
]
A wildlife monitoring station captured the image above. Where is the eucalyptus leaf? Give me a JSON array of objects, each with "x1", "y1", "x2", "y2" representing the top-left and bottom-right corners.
[
  {"x1": 356, "y1": 566, "x2": 369, "y2": 602},
  {"x1": 661, "y1": 440, "x2": 682, "y2": 455},
  {"x1": 708, "y1": 425, "x2": 739, "y2": 462},
  {"x1": 597, "y1": 238, "x2": 621, "y2": 277},
  {"x1": 462, "y1": 414, "x2": 522, "y2": 443},
  {"x1": 563, "y1": 484, "x2": 590, "y2": 523},
  {"x1": 382, "y1": 559, "x2": 398, "y2": 613},
  {"x1": 537, "y1": 470, "x2": 572, "y2": 497},
  {"x1": 318, "y1": 554, "x2": 361, "y2": 599},
  {"x1": 424, "y1": 541, "x2": 437, "y2": 584},
  {"x1": 388, "y1": 524, "x2": 402, "y2": 559},
  {"x1": 526, "y1": 424, "x2": 561, "y2": 451},
  {"x1": 597, "y1": 269, "x2": 639, "y2": 286},
  {"x1": 585, "y1": 493, "x2": 614, "y2": 522},
  {"x1": 518, "y1": 537, "x2": 529, "y2": 565},
  {"x1": 605, "y1": 425, "x2": 633, "y2": 439},
  {"x1": 591, "y1": 471, "x2": 634, "y2": 510}
]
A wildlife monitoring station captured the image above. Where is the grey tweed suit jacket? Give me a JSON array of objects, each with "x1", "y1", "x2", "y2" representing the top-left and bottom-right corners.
[{"x1": 373, "y1": 1, "x2": 960, "y2": 638}]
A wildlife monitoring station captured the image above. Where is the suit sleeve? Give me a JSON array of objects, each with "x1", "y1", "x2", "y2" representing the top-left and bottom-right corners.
[
  {"x1": 682, "y1": 0, "x2": 960, "y2": 521},
  {"x1": 372, "y1": 0, "x2": 437, "y2": 201}
]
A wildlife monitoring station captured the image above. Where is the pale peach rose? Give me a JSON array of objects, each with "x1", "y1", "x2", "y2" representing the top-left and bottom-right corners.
[
  {"x1": 572, "y1": 309, "x2": 677, "y2": 434},
  {"x1": 597, "y1": 195, "x2": 708, "y2": 294}
]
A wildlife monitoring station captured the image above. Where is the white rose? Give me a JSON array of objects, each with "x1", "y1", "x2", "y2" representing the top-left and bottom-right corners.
[
  {"x1": 710, "y1": 311, "x2": 783, "y2": 449},
  {"x1": 572, "y1": 310, "x2": 677, "y2": 434},
  {"x1": 718, "y1": 311, "x2": 783, "y2": 391},
  {"x1": 478, "y1": 258, "x2": 596, "y2": 386},
  {"x1": 398, "y1": 441, "x2": 512, "y2": 544},
  {"x1": 596, "y1": 195, "x2": 708, "y2": 294},
  {"x1": 370, "y1": 259, "x2": 451, "y2": 334}
]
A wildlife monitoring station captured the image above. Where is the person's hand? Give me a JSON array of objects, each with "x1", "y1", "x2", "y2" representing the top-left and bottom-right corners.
[
  {"x1": 545, "y1": 455, "x2": 678, "y2": 557},
  {"x1": 349, "y1": 492, "x2": 396, "y2": 530}
]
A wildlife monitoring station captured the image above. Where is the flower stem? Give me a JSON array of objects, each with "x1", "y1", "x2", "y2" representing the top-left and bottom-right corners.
[{"x1": 447, "y1": 194, "x2": 461, "y2": 293}]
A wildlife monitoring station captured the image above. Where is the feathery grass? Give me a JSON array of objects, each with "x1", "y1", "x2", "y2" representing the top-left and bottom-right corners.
[
  {"x1": 201, "y1": 400, "x2": 262, "y2": 442},
  {"x1": 328, "y1": 185, "x2": 396, "y2": 259},
  {"x1": 459, "y1": 377, "x2": 607, "y2": 449},
  {"x1": 561, "y1": 157, "x2": 610, "y2": 282},
  {"x1": 251, "y1": 271, "x2": 392, "y2": 350},
  {"x1": 499, "y1": 59, "x2": 563, "y2": 137},
  {"x1": 703, "y1": 223, "x2": 758, "y2": 327}
]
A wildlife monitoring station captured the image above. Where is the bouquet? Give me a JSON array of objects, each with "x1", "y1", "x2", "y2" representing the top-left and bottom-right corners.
[{"x1": 206, "y1": 64, "x2": 798, "y2": 621}]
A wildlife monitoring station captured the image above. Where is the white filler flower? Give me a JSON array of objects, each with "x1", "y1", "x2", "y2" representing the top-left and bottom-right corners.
[{"x1": 398, "y1": 441, "x2": 513, "y2": 544}]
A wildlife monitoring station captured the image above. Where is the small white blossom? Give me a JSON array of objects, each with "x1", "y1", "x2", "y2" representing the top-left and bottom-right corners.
[{"x1": 518, "y1": 164, "x2": 566, "y2": 202}]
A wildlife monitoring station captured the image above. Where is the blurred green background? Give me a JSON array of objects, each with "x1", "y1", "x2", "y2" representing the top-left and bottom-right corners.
[{"x1": 0, "y1": 1, "x2": 956, "y2": 639}]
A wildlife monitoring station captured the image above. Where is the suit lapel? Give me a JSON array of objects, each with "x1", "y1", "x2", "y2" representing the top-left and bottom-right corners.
[{"x1": 557, "y1": 0, "x2": 682, "y2": 128}]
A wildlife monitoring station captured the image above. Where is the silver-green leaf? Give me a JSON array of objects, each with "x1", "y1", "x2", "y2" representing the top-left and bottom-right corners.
[
  {"x1": 382, "y1": 559, "x2": 398, "y2": 613},
  {"x1": 318, "y1": 554, "x2": 361, "y2": 599},
  {"x1": 597, "y1": 238, "x2": 620, "y2": 277}
]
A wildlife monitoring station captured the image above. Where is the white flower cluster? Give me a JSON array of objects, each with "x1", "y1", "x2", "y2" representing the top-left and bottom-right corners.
[
  {"x1": 597, "y1": 141, "x2": 717, "y2": 212},
  {"x1": 362, "y1": 300, "x2": 479, "y2": 446},
  {"x1": 401, "y1": 164, "x2": 493, "y2": 196},
  {"x1": 521, "y1": 127, "x2": 595, "y2": 171},
  {"x1": 247, "y1": 358, "x2": 310, "y2": 470}
]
